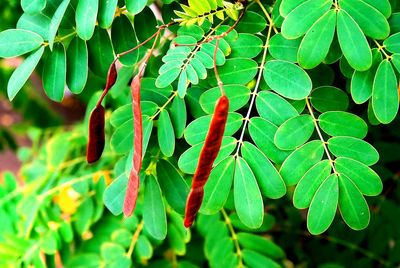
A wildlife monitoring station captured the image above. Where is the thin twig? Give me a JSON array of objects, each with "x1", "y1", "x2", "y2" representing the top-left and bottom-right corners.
[
  {"x1": 305, "y1": 98, "x2": 337, "y2": 174},
  {"x1": 126, "y1": 220, "x2": 145, "y2": 257},
  {"x1": 234, "y1": 17, "x2": 273, "y2": 157}
]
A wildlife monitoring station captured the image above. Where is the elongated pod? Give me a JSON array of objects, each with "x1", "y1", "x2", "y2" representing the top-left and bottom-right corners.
[{"x1": 184, "y1": 95, "x2": 229, "y2": 227}]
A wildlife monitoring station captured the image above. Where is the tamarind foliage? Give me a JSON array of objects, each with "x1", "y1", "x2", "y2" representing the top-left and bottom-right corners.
[{"x1": 0, "y1": 0, "x2": 399, "y2": 267}]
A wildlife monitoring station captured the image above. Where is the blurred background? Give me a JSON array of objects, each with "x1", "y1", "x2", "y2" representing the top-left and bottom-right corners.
[
  {"x1": 0, "y1": 0, "x2": 88, "y2": 174},
  {"x1": 1, "y1": 1, "x2": 400, "y2": 267}
]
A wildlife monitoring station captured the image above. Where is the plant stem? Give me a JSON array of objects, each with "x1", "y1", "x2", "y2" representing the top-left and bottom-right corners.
[
  {"x1": 305, "y1": 98, "x2": 337, "y2": 173},
  {"x1": 213, "y1": 38, "x2": 225, "y2": 95},
  {"x1": 221, "y1": 209, "x2": 243, "y2": 267},
  {"x1": 373, "y1": 39, "x2": 393, "y2": 60},
  {"x1": 117, "y1": 21, "x2": 176, "y2": 58},
  {"x1": 126, "y1": 220, "x2": 145, "y2": 257},
  {"x1": 234, "y1": 16, "x2": 273, "y2": 157},
  {"x1": 149, "y1": 91, "x2": 178, "y2": 120},
  {"x1": 255, "y1": 0, "x2": 278, "y2": 34}
]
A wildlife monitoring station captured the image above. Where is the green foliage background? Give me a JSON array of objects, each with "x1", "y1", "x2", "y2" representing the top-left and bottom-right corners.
[{"x1": 0, "y1": 0, "x2": 400, "y2": 267}]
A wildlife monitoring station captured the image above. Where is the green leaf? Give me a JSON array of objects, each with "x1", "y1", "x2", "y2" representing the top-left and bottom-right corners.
[
  {"x1": 66, "y1": 254, "x2": 101, "y2": 268},
  {"x1": 48, "y1": 0, "x2": 70, "y2": 50},
  {"x1": 74, "y1": 198, "x2": 94, "y2": 235},
  {"x1": 103, "y1": 174, "x2": 128, "y2": 215},
  {"x1": 336, "y1": 9, "x2": 372, "y2": 71},
  {"x1": 318, "y1": 111, "x2": 368, "y2": 138},
  {"x1": 157, "y1": 159, "x2": 189, "y2": 214},
  {"x1": 184, "y1": 113, "x2": 242, "y2": 145},
  {"x1": 101, "y1": 242, "x2": 125, "y2": 261},
  {"x1": 242, "y1": 250, "x2": 281, "y2": 268},
  {"x1": 7, "y1": 47, "x2": 44, "y2": 101},
  {"x1": 200, "y1": 156, "x2": 235, "y2": 214},
  {"x1": 273, "y1": 0, "x2": 285, "y2": 28},
  {"x1": 269, "y1": 33, "x2": 301, "y2": 63},
  {"x1": 372, "y1": 60, "x2": 399, "y2": 124},
  {"x1": 141, "y1": 78, "x2": 172, "y2": 106},
  {"x1": 237, "y1": 233, "x2": 285, "y2": 259},
  {"x1": 76, "y1": 0, "x2": 98, "y2": 40},
  {"x1": 338, "y1": 174, "x2": 370, "y2": 230},
  {"x1": 186, "y1": 63, "x2": 199, "y2": 85},
  {"x1": 362, "y1": 0, "x2": 391, "y2": 18},
  {"x1": 168, "y1": 224, "x2": 186, "y2": 256},
  {"x1": 340, "y1": 0, "x2": 390, "y2": 40},
  {"x1": 134, "y1": 235, "x2": 153, "y2": 261},
  {"x1": 383, "y1": 33, "x2": 400, "y2": 53},
  {"x1": 177, "y1": 25, "x2": 205, "y2": 41},
  {"x1": 335, "y1": 157, "x2": 383, "y2": 196},
  {"x1": 134, "y1": 7, "x2": 158, "y2": 47},
  {"x1": 280, "y1": 140, "x2": 325, "y2": 186},
  {"x1": 293, "y1": 160, "x2": 332, "y2": 209},
  {"x1": 298, "y1": 10, "x2": 336, "y2": 69},
  {"x1": 367, "y1": 100, "x2": 380, "y2": 126},
  {"x1": 143, "y1": 175, "x2": 167, "y2": 240},
  {"x1": 206, "y1": 239, "x2": 237, "y2": 268},
  {"x1": 126, "y1": 0, "x2": 147, "y2": 15},
  {"x1": 389, "y1": 13, "x2": 400, "y2": 34},
  {"x1": 189, "y1": 58, "x2": 207, "y2": 80},
  {"x1": 87, "y1": 27, "x2": 114, "y2": 77},
  {"x1": 169, "y1": 97, "x2": 187, "y2": 139},
  {"x1": 327, "y1": 136, "x2": 379, "y2": 166},
  {"x1": 230, "y1": 33, "x2": 263, "y2": 58},
  {"x1": 41, "y1": 231, "x2": 58, "y2": 254},
  {"x1": 234, "y1": 157, "x2": 264, "y2": 229},
  {"x1": 241, "y1": 142, "x2": 286, "y2": 199},
  {"x1": 249, "y1": 117, "x2": 292, "y2": 164},
  {"x1": 235, "y1": 11, "x2": 267, "y2": 34},
  {"x1": 43, "y1": 44, "x2": 66, "y2": 101},
  {"x1": 201, "y1": 42, "x2": 226, "y2": 66},
  {"x1": 263, "y1": 60, "x2": 312, "y2": 100},
  {"x1": 156, "y1": 68, "x2": 181, "y2": 89},
  {"x1": 0, "y1": 29, "x2": 43, "y2": 58},
  {"x1": 200, "y1": 84, "x2": 251, "y2": 114},
  {"x1": 21, "y1": 0, "x2": 46, "y2": 14},
  {"x1": 111, "y1": 15, "x2": 139, "y2": 66},
  {"x1": 110, "y1": 102, "x2": 157, "y2": 127},
  {"x1": 17, "y1": 13, "x2": 51, "y2": 40},
  {"x1": 339, "y1": 56, "x2": 355, "y2": 78},
  {"x1": 391, "y1": 53, "x2": 400, "y2": 72},
  {"x1": 280, "y1": 0, "x2": 308, "y2": 17},
  {"x1": 59, "y1": 222, "x2": 73, "y2": 243},
  {"x1": 47, "y1": 133, "x2": 70, "y2": 166},
  {"x1": 98, "y1": 0, "x2": 118, "y2": 29},
  {"x1": 195, "y1": 51, "x2": 213, "y2": 69},
  {"x1": 310, "y1": 86, "x2": 349, "y2": 112},
  {"x1": 350, "y1": 49, "x2": 382, "y2": 104},
  {"x1": 66, "y1": 37, "x2": 88, "y2": 94},
  {"x1": 324, "y1": 34, "x2": 342, "y2": 64},
  {"x1": 256, "y1": 91, "x2": 299, "y2": 126},
  {"x1": 178, "y1": 137, "x2": 237, "y2": 174},
  {"x1": 307, "y1": 174, "x2": 339, "y2": 235},
  {"x1": 274, "y1": 115, "x2": 314, "y2": 150},
  {"x1": 158, "y1": 110, "x2": 175, "y2": 157},
  {"x1": 210, "y1": 58, "x2": 258, "y2": 85},
  {"x1": 111, "y1": 116, "x2": 153, "y2": 154},
  {"x1": 281, "y1": 0, "x2": 331, "y2": 39}
]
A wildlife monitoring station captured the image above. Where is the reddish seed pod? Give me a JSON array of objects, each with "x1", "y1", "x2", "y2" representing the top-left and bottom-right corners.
[
  {"x1": 184, "y1": 95, "x2": 229, "y2": 227},
  {"x1": 105, "y1": 62, "x2": 118, "y2": 91},
  {"x1": 123, "y1": 74, "x2": 143, "y2": 216},
  {"x1": 87, "y1": 62, "x2": 118, "y2": 163},
  {"x1": 86, "y1": 105, "x2": 105, "y2": 164},
  {"x1": 124, "y1": 168, "x2": 140, "y2": 216}
]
